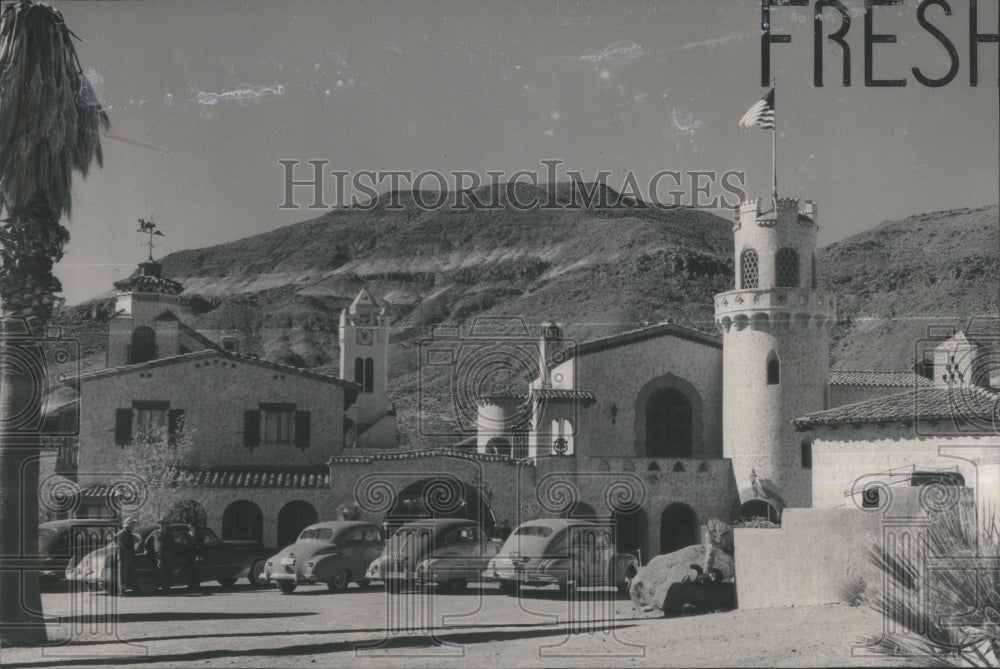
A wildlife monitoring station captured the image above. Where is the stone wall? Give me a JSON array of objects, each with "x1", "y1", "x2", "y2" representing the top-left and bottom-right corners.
[
  {"x1": 77, "y1": 353, "x2": 349, "y2": 481},
  {"x1": 733, "y1": 488, "x2": 962, "y2": 609}
]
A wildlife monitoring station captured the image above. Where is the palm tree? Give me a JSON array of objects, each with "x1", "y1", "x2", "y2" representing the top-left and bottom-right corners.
[
  {"x1": 866, "y1": 501, "x2": 1000, "y2": 666},
  {"x1": 0, "y1": 1, "x2": 107, "y2": 647}
]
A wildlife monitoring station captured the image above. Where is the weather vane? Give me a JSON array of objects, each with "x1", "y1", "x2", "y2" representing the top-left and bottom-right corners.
[{"x1": 136, "y1": 217, "x2": 164, "y2": 261}]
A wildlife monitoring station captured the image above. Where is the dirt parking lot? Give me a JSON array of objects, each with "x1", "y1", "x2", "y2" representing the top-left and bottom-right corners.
[{"x1": 0, "y1": 582, "x2": 905, "y2": 668}]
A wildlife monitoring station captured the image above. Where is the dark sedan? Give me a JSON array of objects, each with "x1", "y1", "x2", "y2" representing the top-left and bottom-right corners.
[{"x1": 66, "y1": 524, "x2": 274, "y2": 593}]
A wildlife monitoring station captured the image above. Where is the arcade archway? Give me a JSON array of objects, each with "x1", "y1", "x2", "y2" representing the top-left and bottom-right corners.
[
  {"x1": 659, "y1": 503, "x2": 698, "y2": 555},
  {"x1": 386, "y1": 478, "x2": 497, "y2": 538}
]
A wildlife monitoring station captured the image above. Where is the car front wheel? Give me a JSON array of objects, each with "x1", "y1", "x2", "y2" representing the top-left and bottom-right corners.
[
  {"x1": 327, "y1": 569, "x2": 349, "y2": 592},
  {"x1": 248, "y1": 559, "x2": 267, "y2": 586},
  {"x1": 135, "y1": 574, "x2": 159, "y2": 595}
]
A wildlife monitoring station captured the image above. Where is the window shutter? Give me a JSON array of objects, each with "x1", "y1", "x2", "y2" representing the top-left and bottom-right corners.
[
  {"x1": 294, "y1": 411, "x2": 311, "y2": 449},
  {"x1": 115, "y1": 409, "x2": 133, "y2": 446},
  {"x1": 168, "y1": 409, "x2": 185, "y2": 441},
  {"x1": 243, "y1": 410, "x2": 261, "y2": 448}
]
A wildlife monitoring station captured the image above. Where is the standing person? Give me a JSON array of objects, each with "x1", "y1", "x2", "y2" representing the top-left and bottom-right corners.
[
  {"x1": 184, "y1": 524, "x2": 205, "y2": 594},
  {"x1": 113, "y1": 517, "x2": 138, "y2": 596},
  {"x1": 498, "y1": 519, "x2": 512, "y2": 541},
  {"x1": 144, "y1": 519, "x2": 175, "y2": 593}
]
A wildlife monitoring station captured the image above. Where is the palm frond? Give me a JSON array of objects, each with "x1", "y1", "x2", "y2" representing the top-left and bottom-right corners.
[
  {"x1": 866, "y1": 501, "x2": 1000, "y2": 666},
  {"x1": 0, "y1": 0, "x2": 109, "y2": 220}
]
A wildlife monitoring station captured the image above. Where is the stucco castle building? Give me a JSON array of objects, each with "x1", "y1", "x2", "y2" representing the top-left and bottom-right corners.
[{"x1": 51, "y1": 194, "x2": 998, "y2": 584}]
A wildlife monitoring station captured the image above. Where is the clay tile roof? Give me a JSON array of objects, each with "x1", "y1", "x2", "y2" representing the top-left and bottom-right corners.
[
  {"x1": 829, "y1": 370, "x2": 934, "y2": 387},
  {"x1": 793, "y1": 385, "x2": 1000, "y2": 429},
  {"x1": 329, "y1": 448, "x2": 519, "y2": 465},
  {"x1": 533, "y1": 389, "x2": 597, "y2": 401},
  {"x1": 478, "y1": 389, "x2": 596, "y2": 403},
  {"x1": 178, "y1": 466, "x2": 331, "y2": 488}
]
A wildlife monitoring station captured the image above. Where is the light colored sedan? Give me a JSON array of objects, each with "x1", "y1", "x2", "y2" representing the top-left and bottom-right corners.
[{"x1": 264, "y1": 521, "x2": 384, "y2": 594}]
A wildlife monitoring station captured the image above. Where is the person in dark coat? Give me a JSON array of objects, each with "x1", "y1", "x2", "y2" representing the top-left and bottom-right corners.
[
  {"x1": 144, "y1": 519, "x2": 175, "y2": 593},
  {"x1": 113, "y1": 517, "x2": 138, "y2": 596},
  {"x1": 183, "y1": 524, "x2": 205, "y2": 593}
]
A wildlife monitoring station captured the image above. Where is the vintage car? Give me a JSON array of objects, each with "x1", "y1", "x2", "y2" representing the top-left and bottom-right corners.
[
  {"x1": 365, "y1": 518, "x2": 492, "y2": 592},
  {"x1": 263, "y1": 521, "x2": 384, "y2": 594},
  {"x1": 38, "y1": 519, "x2": 118, "y2": 582},
  {"x1": 65, "y1": 524, "x2": 273, "y2": 593},
  {"x1": 413, "y1": 523, "x2": 501, "y2": 592},
  {"x1": 483, "y1": 519, "x2": 639, "y2": 597}
]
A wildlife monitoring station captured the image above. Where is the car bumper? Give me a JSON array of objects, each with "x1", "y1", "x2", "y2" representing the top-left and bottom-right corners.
[{"x1": 483, "y1": 569, "x2": 558, "y2": 585}]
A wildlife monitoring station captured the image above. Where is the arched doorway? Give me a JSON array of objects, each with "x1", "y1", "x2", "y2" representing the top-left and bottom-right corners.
[
  {"x1": 613, "y1": 508, "x2": 648, "y2": 563},
  {"x1": 646, "y1": 389, "x2": 693, "y2": 457},
  {"x1": 277, "y1": 500, "x2": 318, "y2": 547},
  {"x1": 130, "y1": 326, "x2": 156, "y2": 364},
  {"x1": 485, "y1": 437, "x2": 511, "y2": 457},
  {"x1": 386, "y1": 478, "x2": 497, "y2": 538},
  {"x1": 559, "y1": 501, "x2": 598, "y2": 520},
  {"x1": 222, "y1": 500, "x2": 263, "y2": 542},
  {"x1": 738, "y1": 499, "x2": 781, "y2": 525},
  {"x1": 659, "y1": 503, "x2": 698, "y2": 555}
]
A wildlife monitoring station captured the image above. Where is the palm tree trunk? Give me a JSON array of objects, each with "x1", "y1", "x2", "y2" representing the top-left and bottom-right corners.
[
  {"x1": 0, "y1": 319, "x2": 47, "y2": 647},
  {"x1": 0, "y1": 201, "x2": 62, "y2": 647}
]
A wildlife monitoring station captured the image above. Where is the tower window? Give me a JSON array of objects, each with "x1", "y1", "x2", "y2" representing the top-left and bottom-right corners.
[
  {"x1": 811, "y1": 252, "x2": 817, "y2": 289},
  {"x1": 776, "y1": 248, "x2": 799, "y2": 288},
  {"x1": 740, "y1": 249, "x2": 759, "y2": 289},
  {"x1": 800, "y1": 439, "x2": 812, "y2": 469},
  {"x1": 364, "y1": 357, "x2": 374, "y2": 393},
  {"x1": 766, "y1": 352, "x2": 780, "y2": 385},
  {"x1": 354, "y1": 358, "x2": 364, "y2": 386},
  {"x1": 129, "y1": 326, "x2": 157, "y2": 364}
]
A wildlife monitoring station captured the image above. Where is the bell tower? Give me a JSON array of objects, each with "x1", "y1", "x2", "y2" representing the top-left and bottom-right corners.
[
  {"x1": 714, "y1": 198, "x2": 835, "y2": 514},
  {"x1": 339, "y1": 286, "x2": 396, "y2": 448},
  {"x1": 106, "y1": 260, "x2": 184, "y2": 368}
]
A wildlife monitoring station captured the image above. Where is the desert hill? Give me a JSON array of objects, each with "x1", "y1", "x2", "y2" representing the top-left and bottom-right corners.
[{"x1": 53, "y1": 187, "x2": 998, "y2": 445}]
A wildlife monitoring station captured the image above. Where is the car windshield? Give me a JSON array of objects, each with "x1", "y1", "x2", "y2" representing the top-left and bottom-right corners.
[{"x1": 298, "y1": 528, "x2": 333, "y2": 541}]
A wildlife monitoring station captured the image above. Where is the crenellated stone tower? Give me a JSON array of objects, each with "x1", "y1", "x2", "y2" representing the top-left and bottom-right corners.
[
  {"x1": 714, "y1": 198, "x2": 836, "y2": 514},
  {"x1": 339, "y1": 286, "x2": 397, "y2": 448}
]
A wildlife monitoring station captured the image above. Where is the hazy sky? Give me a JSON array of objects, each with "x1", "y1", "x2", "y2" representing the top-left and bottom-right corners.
[{"x1": 48, "y1": 0, "x2": 998, "y2": 304}]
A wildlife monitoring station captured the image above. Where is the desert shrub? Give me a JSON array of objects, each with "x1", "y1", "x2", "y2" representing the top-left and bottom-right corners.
[
  {"x1": 865, "y1": 502, "x2": 1000, "y2": 665},
  {"x1": 838, "y1": 575, "x2": 867, "y2": 607}
]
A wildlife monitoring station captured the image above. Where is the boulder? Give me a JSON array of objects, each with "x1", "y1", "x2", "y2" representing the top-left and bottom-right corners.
[{"x1": 629, "y1": 544, "x2": 735, "y2": 611}]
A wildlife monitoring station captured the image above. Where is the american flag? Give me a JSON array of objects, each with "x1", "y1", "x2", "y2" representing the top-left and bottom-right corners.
[{"x1": 739, "y1": 88, "x2": 775, "y2": 130}]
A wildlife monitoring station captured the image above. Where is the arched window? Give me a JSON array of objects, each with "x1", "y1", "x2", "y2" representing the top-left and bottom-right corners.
[
  {"x1": 222, "y1": 500, "x2": 263, "y2": 542},
  {"x1": 811, "y1": 251, "x2": 817, "y2": 289},
  {"x1": 740, "y1": 249, "x2": 759, "y2": 289},
  {"x1": 550, "y1": 418, "x2": 573, "y2": 455},
  {"x1": 645, "y1": 388, "x2": 693, "y2": 457},
  {"x1": 354, "y1": 357, "x2": 364, "y2": 386},
  {"x1": 647, "y1": 461, "x2": 661, "y2": 472},
  {"x1": 775, "y1": 248, "x2": 799, "y2": 288},
  {"x1": 672, "y1": 461, "x2": 685, "y2": 472},
  {"x1": 364, "y1": 357, "x2": 374, "y2": 393},
  {"x1": 766, "y1": 351, "x2": 780, "y2": 385},
  {"x1": 130, "y1": 326, "x2": 156, "y2": 364}
]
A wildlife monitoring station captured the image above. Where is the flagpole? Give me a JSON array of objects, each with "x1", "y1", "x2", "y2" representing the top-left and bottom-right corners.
[{"x1": 771, "y1": 79, "x2": 777, "y2": 207}]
